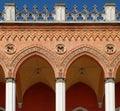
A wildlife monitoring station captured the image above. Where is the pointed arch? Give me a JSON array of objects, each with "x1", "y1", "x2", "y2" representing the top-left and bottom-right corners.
[
  {"x1": 11, "y1": 45, "x2": 58, "y2": 78},
  {"x1": 62, "y1": 45, "x2": 108, "y2": 78}
]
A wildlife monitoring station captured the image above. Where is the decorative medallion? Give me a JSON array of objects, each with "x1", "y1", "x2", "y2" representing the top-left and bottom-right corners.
[
  {"x1": 105, "y1": 44, "x2": 116, "y2": 55},
  {"x1": 5, "y1": 44, "x2": 16, "y2": 55},
  {"x1": 55, "y1": 44, "x2": 66, "y2": 55}
]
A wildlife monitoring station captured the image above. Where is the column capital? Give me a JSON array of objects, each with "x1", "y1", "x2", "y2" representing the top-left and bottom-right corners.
[
  {"x1": 56, "y1": 77, "x2": 66, "y2": 83},
  {"x1": 104, "y1": 77, "x2": 115, "y2": 83},
  {"x1": 5, "y1": 78, "x2": 16, "y2": 83}
]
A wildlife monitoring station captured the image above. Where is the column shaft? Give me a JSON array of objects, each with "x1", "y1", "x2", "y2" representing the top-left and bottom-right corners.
[
  {"x1": 6, "y1": 78, "x2": 16, "y2": 111},
  {"x1": 56, "y1": 78, "x2": 65, "y2": 111},
  {"x1": 105, "y1": 78, "x2": 115, "y2": 111}
]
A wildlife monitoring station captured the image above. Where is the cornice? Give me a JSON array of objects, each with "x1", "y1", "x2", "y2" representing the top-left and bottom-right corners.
[{"x1": 0, "y1": 23, "x2": 120, "y2": 30}]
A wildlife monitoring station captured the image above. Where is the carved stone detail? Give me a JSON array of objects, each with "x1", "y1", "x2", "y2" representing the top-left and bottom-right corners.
[
  {"x1": 4, "y1": 44, "x2": 16, "y2": 55},
  {"x1": 104, "y1": 78, "x2": 115, "y2": 83},
  {"x1": 56, "y1": 77, "x2": 66, "y2": 83},
  {"x1": 5, "y1": 78, "x2": 16, "y2": 83},
  {"x1": 55, "y1": 44, "x2": 66, "y2": 55},
  {"x1": 105, "y1": 44, "x2": 116, "y2": 55}
]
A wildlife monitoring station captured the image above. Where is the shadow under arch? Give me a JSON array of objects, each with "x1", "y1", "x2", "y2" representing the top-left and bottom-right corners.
[
  {"x1": 66, "y1": 82, "x2": 104, "y2": 111},
  {"x1": 62, "y1": 45, "x2": 107, "y2": 78},
  {"x1": 20, "y1": 82, "x2": 55, "y2": 111},
  {"x1": 11, "y1": 46, "x2": 58, "y2": 78}
]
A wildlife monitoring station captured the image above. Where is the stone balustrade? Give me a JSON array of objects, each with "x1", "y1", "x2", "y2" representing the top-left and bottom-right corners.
[{"x1": 0, "y1": 2, "x2": 119, "y2": 22}]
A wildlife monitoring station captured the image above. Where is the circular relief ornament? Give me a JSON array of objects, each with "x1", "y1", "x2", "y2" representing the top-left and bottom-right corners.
[
  {"x1": 105, "y1": 44, "x2": 116, "y2": 55},
  {"x1": 5, "y1": 44, "x2": 16, "y2": 55},
  {"x1": 55, "y1": 44, "x2": 66, "y2": 55}
]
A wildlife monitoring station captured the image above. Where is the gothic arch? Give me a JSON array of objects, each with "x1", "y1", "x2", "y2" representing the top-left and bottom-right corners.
[
  {"x1": 11, "y1": 45, "x2": 58, "y2": 78},
  {"x1": 62, "y1": 45, "x2": 108, "y2": 77}
]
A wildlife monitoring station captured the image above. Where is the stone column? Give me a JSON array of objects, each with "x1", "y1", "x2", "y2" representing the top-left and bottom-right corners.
[
  {"x1": 6, "y1": 78, "x2": 16, "y2": 111},
  {"x1": 105, "y1": 78, "x2": 115, "y2": 111},
  {"x1": 56, "y1": 78, "x2": 66, "y2": 111}
]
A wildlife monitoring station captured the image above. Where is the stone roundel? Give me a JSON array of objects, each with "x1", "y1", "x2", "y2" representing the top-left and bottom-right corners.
[
  {"x1": 105, "y1": 44, "x2": 116, "y2": 55},
  {"x1": 4, "y1": 43, "x2": 16, "y2": 55},
  {"x1": 55, "y1": 44, "x2": 66, "y2": 55}
]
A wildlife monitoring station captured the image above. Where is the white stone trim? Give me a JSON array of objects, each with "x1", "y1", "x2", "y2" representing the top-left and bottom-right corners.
[{"x1": 72, "y1": 106, "x2": 88, "y2": 111}]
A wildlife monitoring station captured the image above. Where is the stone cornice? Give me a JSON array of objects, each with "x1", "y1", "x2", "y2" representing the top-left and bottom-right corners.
[{"x1": 0, "y1": 23, "x2": 120, "y2": 29}]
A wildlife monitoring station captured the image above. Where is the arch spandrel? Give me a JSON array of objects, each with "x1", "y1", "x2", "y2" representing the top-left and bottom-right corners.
[
  {"x1": 61, "y1": 45, "x2": 108, "y2": 78},
  {"x1": 10, "y1": 45, "x2": 59, "y2": 78},
  {"x1": 0, "y1": 51, "x2": 8, "y2": 78},
  {"x1": 111, "y1": 51, "x2": 120, "y2": 78}
]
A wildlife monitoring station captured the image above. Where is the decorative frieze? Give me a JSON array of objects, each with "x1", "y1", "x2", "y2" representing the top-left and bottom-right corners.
[{"x1": 0, "y1": 29, "x2": 120, "y2": 41}]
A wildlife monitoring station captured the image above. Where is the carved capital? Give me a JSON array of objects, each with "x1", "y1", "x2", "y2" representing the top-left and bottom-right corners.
[
  {"x1": 104, "y1": 78, "x2": 115, "y2": 83},
  {"x1": 56, "y1": 77, "x2": 66, "y2": 83},
  {"x1": 5, "y1": 78, "x2": 16, "y2": 83}
]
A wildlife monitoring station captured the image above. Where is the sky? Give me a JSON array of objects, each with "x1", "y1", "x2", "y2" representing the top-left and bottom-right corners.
[{"x1": 0, "y1": 0, "x2": 120, "y2": 11}]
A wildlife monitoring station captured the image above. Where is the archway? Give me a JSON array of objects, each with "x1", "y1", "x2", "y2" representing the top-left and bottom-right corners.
[
  {"x1": 16, "y1": 55, "x2": 55, "y2": 111},
  {"x1": 66, "y1": 55, "x2": 105, "y2": 111}
]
